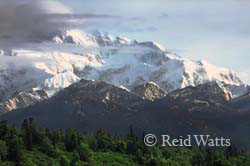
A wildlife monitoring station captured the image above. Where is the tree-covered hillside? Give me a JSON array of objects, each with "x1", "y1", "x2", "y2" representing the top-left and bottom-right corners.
[{"x1": 0, "y1": 118, "x2": 249, "y2": 166}]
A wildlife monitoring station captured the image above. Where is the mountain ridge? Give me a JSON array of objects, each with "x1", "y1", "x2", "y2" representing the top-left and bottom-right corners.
[{"x1": 1, "y1": 79, "x2": 250, "y2": 147}]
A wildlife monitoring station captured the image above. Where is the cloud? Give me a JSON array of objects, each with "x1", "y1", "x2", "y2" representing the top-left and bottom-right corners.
[
  {"x1": 0, "y1": 0, "x2": 69, "y2": 42},
  {"x1": 0, "y1": 0, "x2": 116, "y2": 44}
]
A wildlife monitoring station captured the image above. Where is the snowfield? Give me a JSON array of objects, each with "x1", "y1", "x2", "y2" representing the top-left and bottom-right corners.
[{"x1": 0, "y1": 29, "x2": 245, "y2": 102}]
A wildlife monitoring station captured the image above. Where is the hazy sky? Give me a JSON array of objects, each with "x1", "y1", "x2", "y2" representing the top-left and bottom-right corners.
[{"x1": 6, "y1": 0, "x2": 250, "y2": 83}]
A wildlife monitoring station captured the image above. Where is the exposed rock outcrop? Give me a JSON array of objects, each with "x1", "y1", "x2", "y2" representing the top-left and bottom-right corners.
[
  {"x1": 0, "y1": 90, "x2": 48, "y2": 114},
  {"x1": 131, "y1": 82, "x2": 166, "y2": 100}
]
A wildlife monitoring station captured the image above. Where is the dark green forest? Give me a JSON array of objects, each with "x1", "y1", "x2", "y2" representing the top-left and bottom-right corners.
[{"x1": 0, "y1": 118, "x2": 250, "y2": 166}]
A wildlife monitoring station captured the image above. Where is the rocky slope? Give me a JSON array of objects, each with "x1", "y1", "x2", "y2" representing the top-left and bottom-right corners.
[
  {"x1": 0, "y1": 79, "x2": 145, "y2": 131},
  {"x1": 53, "y1": 79, "x2": 145, "y2": 112},
  {"x1": 170, "y1": 81, "x2": 233, "y2": 103},
  {"x1": 168, "y1": 81, "x2": 235, "y2": 113},
  {"x1": 230, "y1": 92, "x2": 250, "y2": 112}
]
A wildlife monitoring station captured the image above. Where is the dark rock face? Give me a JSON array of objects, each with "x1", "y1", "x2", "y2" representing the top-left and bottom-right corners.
[
  {"x1": 1, "y1": 80, "x2": 250, "y2": 147},
  {"x1": 230, "y1": 92, "x2": 250, "y2": 111},
  {"x1": 0, "y1": 90, "x2": 48, "y2": 114},
  {"x1": 170, "y1": 81, "x2": 233, "y2": 104},
  {"x1": 131, "y1": 82, "x2": 166, "y2": 100},
  {"x1": 54, "y1": 79, "x2": 144, "y2": 109}
]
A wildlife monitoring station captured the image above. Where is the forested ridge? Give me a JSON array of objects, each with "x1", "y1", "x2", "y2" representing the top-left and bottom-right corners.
[{"x1": 0, "y1": 118, "x2": 249, "y2": 166}]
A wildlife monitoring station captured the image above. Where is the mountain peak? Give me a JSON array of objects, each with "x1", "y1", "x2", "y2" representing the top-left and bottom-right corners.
[
  {"x1": 52, "y1": 29, "x2": 97, "y2": 47},
  {"x1": 131, "y1": 82, "x2": 166, "y2": 100}
]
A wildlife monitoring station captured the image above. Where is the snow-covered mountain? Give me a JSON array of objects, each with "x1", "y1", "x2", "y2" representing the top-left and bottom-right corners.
[{"x1": 0, "y1": 29, "x2": 245, "y2": 102}]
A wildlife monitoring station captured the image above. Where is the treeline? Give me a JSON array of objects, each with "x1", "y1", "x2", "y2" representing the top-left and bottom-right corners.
[{"x1": 0, "y1": 118, "x2": 250, "y2": 166}]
